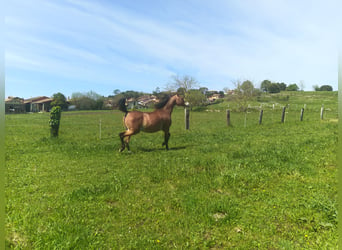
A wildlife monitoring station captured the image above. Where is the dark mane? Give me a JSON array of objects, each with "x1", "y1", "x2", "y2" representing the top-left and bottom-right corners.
[
  {"x1": 118, "y1": 98, "x2": 128, "y2": 114},
  {"x1": 154, "y1": 95, "x2": 170, "y2": 109}
]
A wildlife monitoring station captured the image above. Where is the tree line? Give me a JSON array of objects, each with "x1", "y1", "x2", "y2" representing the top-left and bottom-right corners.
[
  {"x1": 50, "y1": 75, "x2": 334, "y2": 111},
  {"x1": 260, "y1": 80, "x2": 300, "y2": 93}
]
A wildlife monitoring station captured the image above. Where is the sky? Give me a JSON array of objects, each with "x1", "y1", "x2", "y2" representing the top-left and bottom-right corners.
[{"x1": 5, "y1": 0, "x2": 341, "y2": 99}]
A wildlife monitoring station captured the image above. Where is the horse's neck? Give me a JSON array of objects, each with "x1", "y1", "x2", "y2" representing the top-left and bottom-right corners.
[{"x1": 162, "y1": 97, "x2": 176, "y2": 113}]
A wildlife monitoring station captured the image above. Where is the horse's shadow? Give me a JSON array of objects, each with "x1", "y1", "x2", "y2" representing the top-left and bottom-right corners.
[{"x1": 138, "y1": 146, "x2": 187, "y2": 152}]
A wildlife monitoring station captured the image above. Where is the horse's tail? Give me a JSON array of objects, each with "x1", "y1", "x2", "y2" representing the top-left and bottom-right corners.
[{"x1": 118, "y1": 98, "x2": 128, "y2": 115}]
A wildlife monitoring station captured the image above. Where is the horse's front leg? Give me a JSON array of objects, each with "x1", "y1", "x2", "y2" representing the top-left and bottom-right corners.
[{"x1": 162, "y1": 131, "x2": 170, "y2": 150}]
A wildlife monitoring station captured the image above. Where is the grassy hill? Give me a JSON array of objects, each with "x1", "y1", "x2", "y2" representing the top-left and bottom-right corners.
[
  {"x1": 207, "y1": 91, "x2": 337, "y2": 111},
  {"x1": 5, "y1": 91, "x2": 337, "y2": 249}
]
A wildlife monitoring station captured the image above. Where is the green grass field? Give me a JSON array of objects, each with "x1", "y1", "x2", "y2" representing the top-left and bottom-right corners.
[{"x1": 6, "y1": 92, "x2": 337, "y2": 249}]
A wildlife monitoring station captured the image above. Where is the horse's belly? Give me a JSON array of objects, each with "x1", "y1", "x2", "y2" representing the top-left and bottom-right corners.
[{"x1": 141, "y1": 124, "x2": 162, "y2": 132}]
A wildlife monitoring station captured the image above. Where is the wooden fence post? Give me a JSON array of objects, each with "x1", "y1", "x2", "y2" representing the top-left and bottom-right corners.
[
  {"x1": 281, "y1": 107, "x2": 286, "y2": 123},
  {"x1": 99, "y1": 119, "x2": 102, "y2": 139},
  {"x1": 226, "y1": 109, "x2": 231, "y2": 126},
  {"x1": 259, "y1": 110, "x2": 263, "y2": 125},
  {"x1": 244, "y1": 113, "x2": 247, "y2": 128},
  {"x1": 185, "y1": 108, "x2": 190, "y2": 130},
  {"x1": 320, "y1": 106, "x2": 324, "y2": 120},
  {"x1": 300, "y1": 108, "x2": 304, "y2": 121}
]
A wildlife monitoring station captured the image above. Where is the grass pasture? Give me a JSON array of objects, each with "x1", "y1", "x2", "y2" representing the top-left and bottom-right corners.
[{"x1": 5, "y1": 92, "x2": 337, "y2": 249}]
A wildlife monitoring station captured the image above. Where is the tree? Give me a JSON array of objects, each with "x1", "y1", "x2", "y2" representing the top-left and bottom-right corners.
[
  {"x1": 319, "y1": 85, "x2": 333, "y2": 91},
  {"x1": 152, "y1": 87, "x2": 160, "y2": 96},
  {"x1": 153, "y1": 87, "x2": 165, "y2": 99},
  {"x1": 87, "y1": 91, "x2": 103, "y2": 102},
  {"x1": 70, "y1": 91, "x2": 105, "y2": 110},
  {"x1": 51, "y1": 92, "x2": 68, "y2": 110},
  {"x1": 121, "y1": 90, "x2": 142, "y2": 99},
  {"x1": 199, "y1": 87, "x2": 209, "y2": 96},
  {"x1": 278, "y1": 82, "x2": 287, "y2": 91},
  {"x1": 299, "y1": 80, "x2": 305, "y2": 91},
  {"x1": 223, "y1": 87, "x2": 231, "y2": 94},
  {"x1": 268, "y1": 83, "x2": 281, "y2": 93},
  {"x1": 72, "y1": 96, "x2": 95, "y2": 110},
  {"x1": 166, "y1": 75, "x2": 200, "y2": 108},
  {"x1": 228, "y1": 80, "x2": 259, "y2": 111},
  {"x1": 113, "y1": 89, "x2": 121, "y2": 95},
  {"x1": 260, "y1": 80, "x2": 272, "y2": 92},
  {"x1": 261, "y1": 80, "x2": 286, "y2": 93},
  {"x1": 187, "y1": 89, "x2": 206, "y2": 107},
  {"x1": 167, "y1": 75, "x2": 199, "y2": 93},
  {"x1": 286, "y1": 84, "x2": 299, "y2": 91},
  {"x1": 240, "y1": 80, "x2": 255, "y2": 97},
  {"x1": 314, "y1": 85, "x2": 333, "y2": 91},
  {"x1": 110, "y1": 94, "x2": 125, "y2": 108},
  {"x1": 176, "y1": 87, "x2": 186, "y2": 97},
  {"x1": 313, "y1": 85, "x2": 320, "y2": 91}
]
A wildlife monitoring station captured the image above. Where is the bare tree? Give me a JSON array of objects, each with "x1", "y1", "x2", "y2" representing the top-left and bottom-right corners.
[
  {"x1": 226, "y1": 79, "x2": 260, "y2": 112},
  {"x1": 223, "y1": 87, "x2": 231, "y2": 94},
  {"x1": 166, "y1": 75, "x2": 199, "y2": 93},
  {"x1": 299, "y1": 80, "x2": 305, "y2": 91},
  {"x1": 166, "y1": 75, "x2": 203, "y2": 109}
]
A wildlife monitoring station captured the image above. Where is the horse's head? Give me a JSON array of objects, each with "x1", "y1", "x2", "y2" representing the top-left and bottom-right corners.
[{"x1": 175, "y1": 94, "x2": 188, "y2": 107}]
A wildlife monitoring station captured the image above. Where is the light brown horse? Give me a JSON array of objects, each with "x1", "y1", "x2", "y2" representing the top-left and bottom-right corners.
[{"x1": 118, "y1": 94, "x2": 186, "y2": 152}]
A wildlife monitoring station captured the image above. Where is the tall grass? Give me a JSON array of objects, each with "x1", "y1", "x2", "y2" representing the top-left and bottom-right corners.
[{"x1": 5, "y1": 92, "x2": 337, "y2": 249}]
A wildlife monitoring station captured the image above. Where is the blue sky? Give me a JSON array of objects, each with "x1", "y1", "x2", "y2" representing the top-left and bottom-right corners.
[{"x1": 5, "y1": 0, "x2": 341, "y2": 99}]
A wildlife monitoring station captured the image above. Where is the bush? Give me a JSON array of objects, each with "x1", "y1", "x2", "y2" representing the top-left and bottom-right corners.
[
  {"x1": 319, "y1": 85, "x2": 333, "y2": 91},
  {"x1": 268, "y1": 83, "x2": 281, "y2": 93},
  {"x1": 286, "y1": 84, "x2": 299, "y2": 91},
  {"x1": 49, "y1": 106, "x2": 61, "y2": 137}
]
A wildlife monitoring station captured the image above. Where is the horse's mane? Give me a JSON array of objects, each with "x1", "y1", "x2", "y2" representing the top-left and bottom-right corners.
[
  {"x1": 154, "y1": 95, "x2": 171, "y2": 109},
  {"x1": 118, "y1": 98, "x2": 128, "y2": 113}
]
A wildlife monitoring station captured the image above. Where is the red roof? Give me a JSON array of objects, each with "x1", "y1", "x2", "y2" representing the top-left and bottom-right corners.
[{"x1": 24, "y1": 96, "x2": 52, "y2": 104}]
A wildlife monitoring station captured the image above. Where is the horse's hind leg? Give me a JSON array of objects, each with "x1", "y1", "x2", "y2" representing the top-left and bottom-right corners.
[
  {"x1": 162, "y1": 131, "x2": 170, "y2": 150},
  {"x1": 119, "y1": 129, "x2": 136, "y2": 152},
  {"x1": 125, "y1": 136, "x2": 131, "y2": 151},
  {"x1": 119, "y1": 132, "x2": 126, "y2": 152}
]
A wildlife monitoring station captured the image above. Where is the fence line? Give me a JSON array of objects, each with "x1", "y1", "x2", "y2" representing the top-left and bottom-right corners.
[
  {"x1": 224, "y1": 106, "x2": 337, "y2": 127},
  {"x1": 6, "y1": 106, "x2": 338, "y2": 139}
]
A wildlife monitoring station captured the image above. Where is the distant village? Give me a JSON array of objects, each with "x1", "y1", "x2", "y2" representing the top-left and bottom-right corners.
[
  {"x1": 5, "y1": 91, "x2": 225, "y2": 114},
  {"x1": 5, "y1": 96, "x2": 53, "y2": 114},
  {"x1": 6, "y1": 81, "x2": 331, "y2": 114}
]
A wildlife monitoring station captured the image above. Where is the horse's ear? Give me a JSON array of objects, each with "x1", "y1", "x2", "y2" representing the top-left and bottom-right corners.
[{"x1": 176, "y1": 93, "x2": 179, "y2": 97}]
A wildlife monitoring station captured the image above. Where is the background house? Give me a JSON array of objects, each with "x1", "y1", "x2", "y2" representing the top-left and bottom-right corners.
[
  {"x1": 24, "y1": 96, "x2": 53, "y2": 112},
  {"x1": 5, "y1": 97, "x2": 26, "y2": 113}
]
